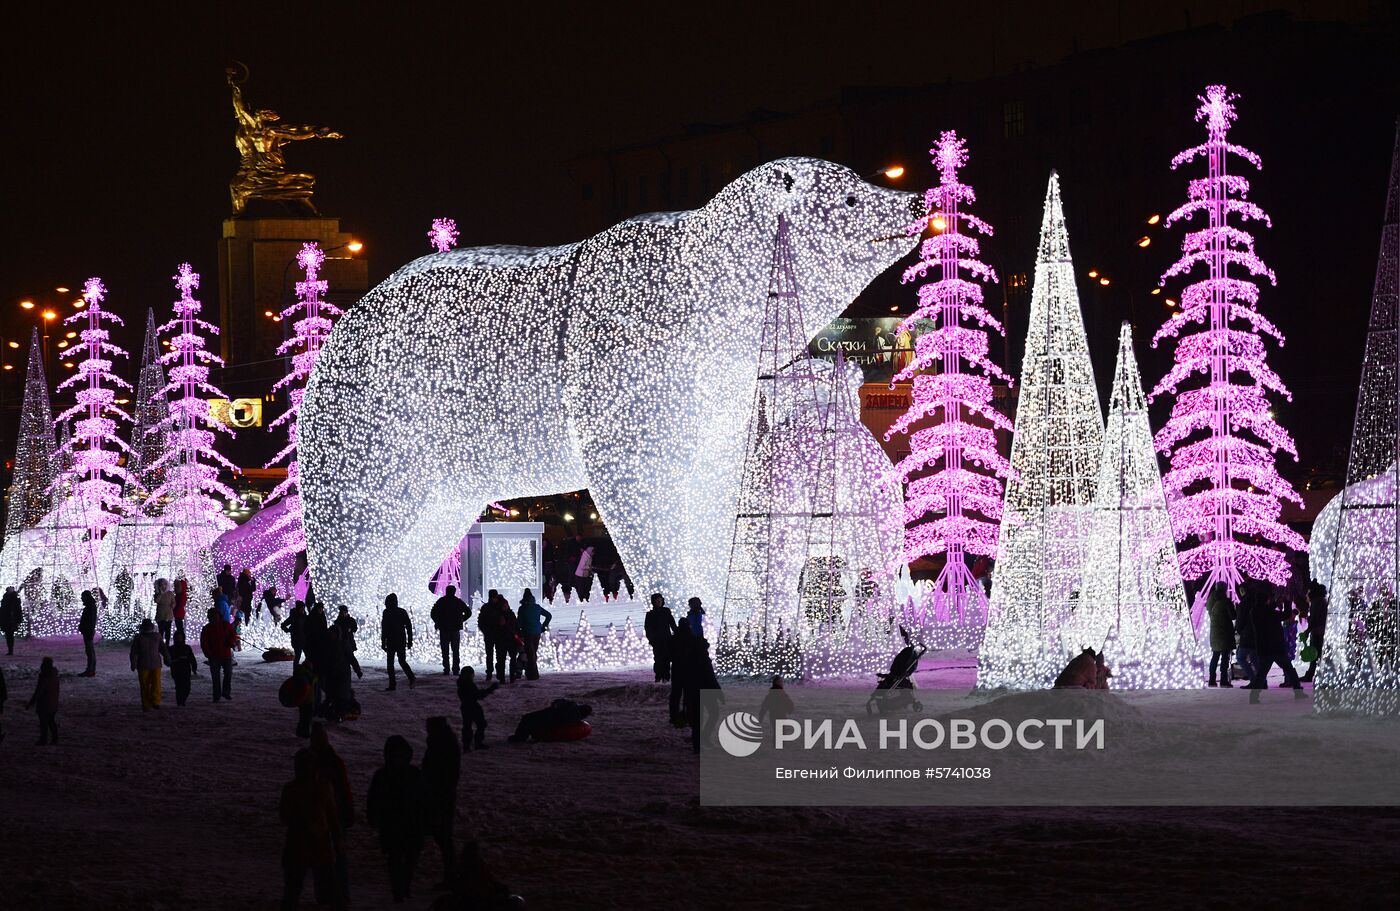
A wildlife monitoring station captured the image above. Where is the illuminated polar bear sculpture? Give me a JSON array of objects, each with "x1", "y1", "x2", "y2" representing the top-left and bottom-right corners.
[{"x1": 299, "y1": 158, "x2": 920, "y2": 628}]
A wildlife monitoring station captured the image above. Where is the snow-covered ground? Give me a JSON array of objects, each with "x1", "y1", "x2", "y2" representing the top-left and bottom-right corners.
[{"x1": 1, "y1": 639, "x2": 1397, "y2": 910}]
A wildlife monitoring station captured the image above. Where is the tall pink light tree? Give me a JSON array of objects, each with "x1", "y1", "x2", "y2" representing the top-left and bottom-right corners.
[
  {"x1": 259, "y1": 243, "x2": 343, "y2": 570},
  {"x1": 148, "y1": 264, "x2": 238, "y2": 559},
  {"x1": 52, "y1": 277, "x2": 137, "y2": 576},
  {"x1": 1150, "y1": 85, "x2": 1303, "y2": 601},
  {"x1": 886, "y1": 131, "x2": 1014, "y2": 626}
]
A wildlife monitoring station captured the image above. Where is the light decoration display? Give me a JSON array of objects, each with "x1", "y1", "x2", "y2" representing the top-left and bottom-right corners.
[
  {"x1": 715, "y1": 217, "x2": 904, "y2": 679},
  {"x1": 979, "y1": 171, "x2": 1104, "y2": 688},
  {"x1": 886, "y1": 131, "x2": 1013, "y2": 637},
  {"x1": 260, "y1": 243, "x2": 343, "y2": 573},
  {"x1": 297, "y1": 157, "x2": 919, "y2": 658},
  {"x1": 1064, "y1": 322, "x2": 1198, "y2": 688},
  {"x1": 1148, "y1": 85, "x2": 1303, "y2": 602},
  {"x1": 50, "y1": 277, "x2": 136, "y2": 581},
  {"x1": 1313, "y1": 124, "x2": 1400, "y2": 713},
  {"x1": 125, "y1": 308, "x2": 171, "y2": 508},
  {"x1": 145, "y1": 264, "x2": 238, "y2": 580},
  {"x1": 428, "y1": 217, "x2": 459, "y2": 253},
  {"x1": 0, "y1": 330, "x2": 58, "y2": 592}
]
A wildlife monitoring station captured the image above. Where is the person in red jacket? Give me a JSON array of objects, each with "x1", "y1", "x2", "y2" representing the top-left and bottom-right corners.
[
  {"x1": 173, "y1": 576, "x2": 189, "y2": 639},
  {"x1": 200, "y1": 607, "x2": 238, "y2": 703}
]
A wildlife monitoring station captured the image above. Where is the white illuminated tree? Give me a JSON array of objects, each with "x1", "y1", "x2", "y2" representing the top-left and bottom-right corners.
[
  {"x1": 1312, "y1": 123, "x2": 1400, "y2": 708},
  {"x1": 979, "y1": 171, "x2": 1103, "y2": 688},
  {"x1": 1, "y1": 330, "x2": 57, "y2": 587},
  {"x1": 1065, "y1": 322, "x2": 1198, "y2": 688}
]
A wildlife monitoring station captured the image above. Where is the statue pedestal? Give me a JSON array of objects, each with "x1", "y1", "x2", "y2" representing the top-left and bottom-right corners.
[{"x1": 216, "y1": 215, "x2": 369, "y2": 467}]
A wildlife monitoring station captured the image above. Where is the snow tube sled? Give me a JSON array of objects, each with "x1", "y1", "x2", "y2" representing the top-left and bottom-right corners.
[
  {"x1": 263, "y1": 647, "x2": 295, "y2": 662},
  {"x1": 535, "y1": 720, "x2": 592, "y2": 742},
  {"x1": 279, "y1": 675, "x2": 312, "y2": 708}
]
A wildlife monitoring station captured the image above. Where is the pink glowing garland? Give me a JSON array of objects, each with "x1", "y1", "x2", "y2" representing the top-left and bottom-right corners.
[
  {"x1": 148, "y1": 264, "x2": 237, "y2": 533},
  {"x1": 885, "y1": 131, "x2": 1013, "y2": 574},
  {"x1": 52, "y1": 277, "x2": 137, "y2": 560},
  {"x1": 1148, "y1": 86, "x2": 1303, "y2": 595},
  {"x1": 259, "y1": 243, "x2": 343, "y2": 570}
]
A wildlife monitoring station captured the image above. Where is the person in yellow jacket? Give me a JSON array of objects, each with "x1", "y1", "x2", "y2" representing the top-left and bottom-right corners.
[{"x1": 129, "y1": 619, "x2": 170, "y2": 710}]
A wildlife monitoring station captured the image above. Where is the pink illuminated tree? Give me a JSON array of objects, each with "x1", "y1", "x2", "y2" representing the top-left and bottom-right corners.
[
  {"x1": 148, "y1": 264, "x2": 238, "y2": 554},
  {"x1": 1149, "y1": 85, "x2": 1303, "y2": 601},
  {"x1": 886, "y1": 131, "x2": 1014, "y2": 626},
  {"x1": 428, "y1": 217, "x2": 459, "y2": 253},
  {"x1": 52, "y1": 277, "x2": 137, "y2": 574},
  {"x1": 259, "y1": 243, "x2": 343, "y2": 570}
]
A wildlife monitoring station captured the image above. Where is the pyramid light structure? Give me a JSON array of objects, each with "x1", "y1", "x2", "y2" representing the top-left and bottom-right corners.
[
  {"x1": 1148, "y1": 85, "x2": 1303, "y2": 602},
  {"x1": 1313, "y1": 123, "x2": 1400, "y2": 710},
  {"x1": 125, "y1": 308, "x2": 170, "y2": 509},
  {"x1": 1066, "y1": 323, "x2": 1198, "y2": 688},
  {"x1": 1, "y1": 330, "x2": 58, "y2": 588},
  {"x1": 979, "y1": 172, "x2": 1103, "y2": 688}
]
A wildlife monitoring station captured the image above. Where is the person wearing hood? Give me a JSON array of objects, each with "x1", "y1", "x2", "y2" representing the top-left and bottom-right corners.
[
  {"x1": 279, "y1": 747, "x2": 344, "y2": 911},
  {"x1": 1205, "y1": 583, "x2": 1236, "y2": 687},
  {"x1": 154, "y1": 578, "x2": 177, "y2": 646},
  {"x1": 1, "y1": 586, "x2": 23, "y2": 654},
  {"x1": 686, "y1": 597, "x2": 706, "y2": 640},
  {"x1": 367, "y1": 734, "x2": 426, "y2": 903},
  {"x1": 173, "y1": 576, "x2": 189, "y2": 639},
  {"x1": 310, "y1": 722, "x2": 354, "y2": 907},
  {"x1": 26, "y1": 656, "x2": 60, "y2": 744},
  {"x1": 130, "y1": 618, "x2": 171, "y2": 710},
  {"x1": 78, "y1": 589, "x2": 99, "y2": 676},
  {"x1": 515, "y1": 589, "x2": 551, "y2": 681},
  {"x1": 282, "y1": 601, "x2": 308, "y2": 665},
  {"x1": 168, "y1": 630, "x2": 199, "y2": 706},
  {"x1": 381, "y1": 593, "x2": 416, "y2": 691},
  {"x1": 422, "y1": 716, "x2": 462, "y2": 885}
]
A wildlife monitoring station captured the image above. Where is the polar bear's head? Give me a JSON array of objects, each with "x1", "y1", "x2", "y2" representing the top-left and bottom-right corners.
[{"x1": 698, "y1": 157, "x2": 922, "y2": 340}]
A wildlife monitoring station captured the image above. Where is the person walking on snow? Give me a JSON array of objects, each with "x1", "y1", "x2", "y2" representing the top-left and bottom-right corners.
[
  {"x1": 431, "y1": 585, "x2": 471, "y2": 676},
  {"x1": 282, "y1": 601, "x2": 308, "y2": 665},
  {"x1": 456, "y1": 666, "x2": 498, "y2": 751},
  {"x1": 279, "y1": 747, "x2": 344, "y2": 911},
  {"x1": 173, "y1": 576, "x2": 189, "y2": 639},
  {"x1": 154, "y1": 578, "x2": 176, "y2": 646},
  {"x1": 1, "y1": 586, "x2": 22, "y2": 654},
  {"x1": 381, "y1": 593, "x2": 416, "y2": 691},
  {"x1": 78, "y1": 589, "x2": 99, "y2": 676},
  {"x1": 168, "y1": 630, "x2": 198, "y2": 706},
  {"x1": 515, "y1": 590, "x2": 551, "y2": 681},
  {"x1": 26, "y1": 656, "x2": 60, "y2": 745},
  {"x1": 200, "y1": 606, "x2": 238, "y2": 702},
  {"x1": 422, "y1": 716, "x2": 462, "y2": 885},
  {"x1": 367, "y1": 734, "x2": 426, "y2": 903},
  {"x1": 476, "y1": 591, "x2": 503, "y2": 683},
  {"x1": 334, "y1": 605, "x2": 363, "y2": 679},
  {"x1": 644, "y1": 593, "x2": 677, "y2": 683},
  {"x1": 129, "y1": 618, "x2": 170, "y2": 710},
  {"x1": 1205, "y1": 583, "x2": 1235, "y2": 687}
]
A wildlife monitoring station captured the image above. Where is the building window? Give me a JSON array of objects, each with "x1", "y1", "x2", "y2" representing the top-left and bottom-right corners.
[{"x1": 1003, "y1": 100, "x2": 1025, "y2": 138}]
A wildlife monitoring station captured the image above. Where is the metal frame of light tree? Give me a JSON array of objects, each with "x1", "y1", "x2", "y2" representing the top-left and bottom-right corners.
[
  {"x1": 1070, "y1": 322, "x2": 1198, "y2": 688},
  {"x1": 146, "y1": 264, "x2": 238, "y2": 586},
  {"x1": 979, "y1": 171, "x2": 1104, "y2": 688},
  {"x1": 104, "y1": 306, "x2": 171, "y2": 615},
  {"x1": 886, "y1": 131, "x2": 1013, "y2": 636},
  {"x1": 1, "y1": 330, "x2": 58, "y2": 610},
  {"x1": 1312, "y1": 123, "x2": 1400, "y2": 711},
  {"x1": 259, "y1": 243, "x2": 343, "y2": 572},
  {"x1": 50, "y1": 277, "x2": 137, "y2": 584},
  {"x1": 426, "y1": 218, "x2": 468, "y2": 595},
  {"x1": 1149, "y1": 85, "x2": 1303, "y2": 605}
]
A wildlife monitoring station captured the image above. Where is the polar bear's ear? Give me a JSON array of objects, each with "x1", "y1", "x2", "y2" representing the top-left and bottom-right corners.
[{"x1": 763, "y1": 164, "x2": 805, "y2": 212}]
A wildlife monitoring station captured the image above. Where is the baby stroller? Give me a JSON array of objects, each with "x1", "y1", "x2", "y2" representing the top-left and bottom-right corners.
[{"x1": 866, "y1": 628, "x2": 926, "y2": 715}]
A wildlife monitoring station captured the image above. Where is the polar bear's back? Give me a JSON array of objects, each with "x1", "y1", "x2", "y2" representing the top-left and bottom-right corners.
[{"x1": 303, "y1": 241, "x2": 590, "y2": 499}]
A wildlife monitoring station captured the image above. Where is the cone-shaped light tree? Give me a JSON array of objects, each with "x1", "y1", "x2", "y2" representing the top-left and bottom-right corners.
[
  {"x1": 1149, "y1": 85, "x2": 1303, "y2": 602},
  {"x1": 51, "y1": 277, "x2": 136, "y2": 578},
  {"x1": 1069, "y1": 323, "x2": 1198, "y2": 688},
  {"x1": 1311, "y1": 123, "x2": 1400, "y2": 708},
  {"x1": 148, "y1": 264, "x2": 238, "y2": 569},
  {"x1": 886, "y1": 131, "x2": 1013, "y2": 630},
  {"x1": 126, "y1": 308, "x2": 170, "y2": 511},
  {"x1": 2, "y1": 330, "x2": 58, "y2": 581},
  {"x1": 979, "y1": 171, "x2": 1103, "y2": 688},
  {"x1": 259, "y1": 243, "x2": 343, "y2": 570}
]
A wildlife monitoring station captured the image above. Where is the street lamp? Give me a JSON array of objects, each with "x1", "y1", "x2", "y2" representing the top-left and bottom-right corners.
[{"x1": 866, "y1": 166, "x2": 905, "y2": 180}]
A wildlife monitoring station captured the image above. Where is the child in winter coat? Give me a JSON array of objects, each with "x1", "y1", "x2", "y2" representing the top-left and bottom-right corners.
[
  {"x1": 758, "y1": 675, "x2": 794, "y2": 724},
  {"x1": 168, "y1": 631, "x2": 199, "y2": 706},
  {"x1": 456, "y1": 667, "x2": 498, "y2": 751},
  {"x1": 26, "y1": 656, "x2": 59, "y2": 744}
]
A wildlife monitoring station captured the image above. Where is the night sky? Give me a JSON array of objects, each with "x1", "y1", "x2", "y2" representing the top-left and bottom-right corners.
[{"x1": 3, "y1": 1, "x2": 1397, "y2": 481}]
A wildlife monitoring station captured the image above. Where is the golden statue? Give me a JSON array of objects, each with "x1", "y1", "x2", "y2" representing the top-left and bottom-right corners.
[{"x1": 226, "y1": 64, "x2": 343, "y2": 216}]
